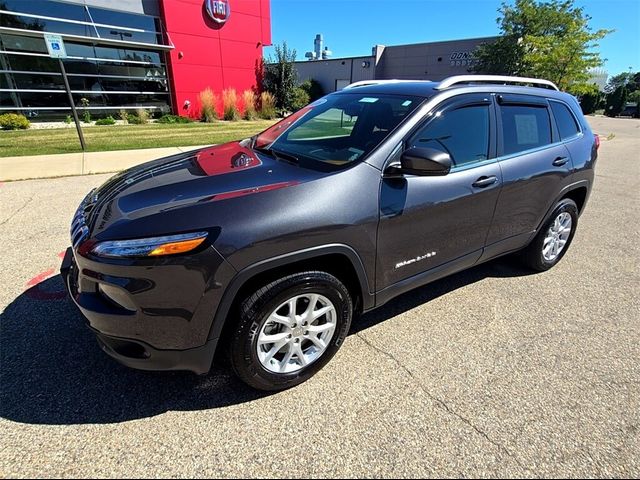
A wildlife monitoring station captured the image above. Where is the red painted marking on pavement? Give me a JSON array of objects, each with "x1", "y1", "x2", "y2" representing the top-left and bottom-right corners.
[
  {"x1": 25, "y1": 267, "x2": 67, "y2": 301},
  {"x1": 58, "y1": 251, "x2": 66, "y2": 259},
  {"x1": 26, "y1": 268, "x2": 56, "y2": 288}
]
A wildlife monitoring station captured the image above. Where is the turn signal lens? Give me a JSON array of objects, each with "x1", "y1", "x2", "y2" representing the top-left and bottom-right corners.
[
  {"x1": 148, "y1": 237, "x2": 206, "y2": 256},
  {"x1": 91, "y1": 232, "x2": 208, "y2": 258}
]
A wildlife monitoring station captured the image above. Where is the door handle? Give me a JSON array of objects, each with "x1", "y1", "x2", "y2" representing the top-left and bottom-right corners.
[
  {"x1": 552, "y1": 156, "x2": 569, "y2": 167},
  {"x1": 472, "y1": 175, "x2": 497, "y2": 188}
]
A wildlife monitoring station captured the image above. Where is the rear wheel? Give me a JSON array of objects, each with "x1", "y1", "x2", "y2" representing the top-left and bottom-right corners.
[
  {"x1": 521, "y1": 198, "x2": 579, "y2": 271},
  {"x1": 228, "y1": 271, "x2": 352, "y2": 391}
]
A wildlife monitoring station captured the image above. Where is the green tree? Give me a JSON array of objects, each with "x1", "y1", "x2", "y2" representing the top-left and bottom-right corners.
[
  {"x1": 263, "y1": 42, "x2": 298, "y2": 113},
  {"x1": 604, "y1": 71, "x2": 640, "y2": 93},
  {"x1": 473, "y1": 0, "x2": 611, "y2": 94},
  {"x1": 579, "y1": 91, "x2": 602, "y2": 114},
  {"x1": 605, "y1": 86, "x2": 627, "y2": 117}
]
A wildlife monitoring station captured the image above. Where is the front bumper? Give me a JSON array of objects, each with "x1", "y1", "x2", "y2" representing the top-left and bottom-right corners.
[
  {"x1": 60, "y1": 245, "x2": 234, "y2": 374},
  {"x1": 93, "y1": 329, "x2": 218, "y2": 375}
]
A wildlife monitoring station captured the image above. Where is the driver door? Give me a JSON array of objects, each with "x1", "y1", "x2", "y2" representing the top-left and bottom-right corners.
[{"x1": 376, "y1": 94, "x2": 502, "y2": 290}]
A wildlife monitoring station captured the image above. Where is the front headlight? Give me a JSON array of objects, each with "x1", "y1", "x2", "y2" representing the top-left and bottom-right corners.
[{"x1": 91, "y1": 231, "x2": 208, "y2": 258}]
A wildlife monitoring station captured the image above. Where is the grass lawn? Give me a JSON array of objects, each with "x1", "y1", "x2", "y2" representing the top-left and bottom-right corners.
[{"x1": 0, "y1": 120, "x2": 277, "y2": 157}]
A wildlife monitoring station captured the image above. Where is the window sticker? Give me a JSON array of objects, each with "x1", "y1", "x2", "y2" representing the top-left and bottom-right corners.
[
  {"x1": 359, "y1": 97, "x2": 379, "y2": 103},
  {"x1": 347, "y1": 147, "x2": 365, "y2": 161},
  {"x1": 401, "y1": 100, "x2": 413, "y2": 107},
  {"x1": 514, "y1": 114, "x2": 539, "y2": 145}
]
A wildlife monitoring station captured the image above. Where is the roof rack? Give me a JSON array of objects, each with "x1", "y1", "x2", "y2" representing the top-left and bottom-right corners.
[
  {"x1": 436, "y1": 75, "x2": 559, "y2": 91},
  {"x1": 343, "y1": 79, "x2": 428, "y2": 89}
]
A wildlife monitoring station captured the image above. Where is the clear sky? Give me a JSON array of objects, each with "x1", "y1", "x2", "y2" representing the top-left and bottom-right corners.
[{"x1": 265, "y1": 0, "x2": 640, "y2": 77}]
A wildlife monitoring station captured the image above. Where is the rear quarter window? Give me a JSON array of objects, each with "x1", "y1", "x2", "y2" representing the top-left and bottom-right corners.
[
  {"x1": 550, "y1": 101, "x2": 581, "y2": 140},
  {"x1": 500, "y1": 105, "x2": 552, "y2": 155}
]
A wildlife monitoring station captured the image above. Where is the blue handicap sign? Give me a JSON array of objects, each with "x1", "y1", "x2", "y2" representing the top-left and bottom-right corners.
[{"x1": 51, "y1": 43, "x2": 60, "y2": 50}]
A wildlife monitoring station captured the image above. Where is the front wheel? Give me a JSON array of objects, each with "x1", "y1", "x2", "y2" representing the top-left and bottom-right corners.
[
  {"x1": 521, "y1": 198, "x2": 579, "y2": 271},
  {"x1": 228, "y1": 271, "x2": 353, "y2": 391}
]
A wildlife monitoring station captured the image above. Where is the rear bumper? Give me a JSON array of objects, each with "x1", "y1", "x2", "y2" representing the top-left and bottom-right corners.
[{"x1": 60, "y1": 246, "x2": 231, "y2": 374}]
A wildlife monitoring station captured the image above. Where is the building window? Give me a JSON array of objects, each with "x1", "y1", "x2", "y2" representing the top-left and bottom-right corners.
[{"x1": 0, "y1": 0, "x2": 172, "y2": 119}]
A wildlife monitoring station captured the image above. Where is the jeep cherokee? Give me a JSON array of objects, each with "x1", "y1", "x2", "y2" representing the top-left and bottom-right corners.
[{"x1": 61, "y1": 75, "x2": 598, "y2": 390}]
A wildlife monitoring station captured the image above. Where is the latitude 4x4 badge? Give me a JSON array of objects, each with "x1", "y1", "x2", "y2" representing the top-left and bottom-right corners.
[{"x1": 206, "y1": 0, "x2": 230, "y2": 24}]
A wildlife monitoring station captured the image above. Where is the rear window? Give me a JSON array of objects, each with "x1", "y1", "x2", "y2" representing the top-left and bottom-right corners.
[
  {"x1": 550, "y1": 101, "x2": 580, "y2": 140},
  {"x1": 500, "y1": 105, "x2": 552, "y2": 155}
]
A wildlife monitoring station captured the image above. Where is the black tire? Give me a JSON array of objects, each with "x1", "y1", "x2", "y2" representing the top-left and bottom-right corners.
[
  {"x1": 521, "y1": 198, "x2": 579, "y2": 271},
  {"x1": 228, "y1": 271, "x2": 352, "y2": 391}
]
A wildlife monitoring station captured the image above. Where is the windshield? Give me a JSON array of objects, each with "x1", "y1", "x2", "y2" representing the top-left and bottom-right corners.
[{"x1": 253, "y1": 93, "x2": 423, "y2": 170}]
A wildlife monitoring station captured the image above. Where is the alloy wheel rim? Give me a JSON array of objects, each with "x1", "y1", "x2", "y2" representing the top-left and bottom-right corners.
[
  {"x1": 543, "y1": 212, "x2": 572, "y2": 262},
  {"x1": 257, "y1": 293, "x2": 337, "y2": 374}
]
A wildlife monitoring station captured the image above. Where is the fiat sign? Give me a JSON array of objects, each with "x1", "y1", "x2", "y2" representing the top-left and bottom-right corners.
[{"x1": 206, "y1": 0, "x2": 230, "y2": 24}]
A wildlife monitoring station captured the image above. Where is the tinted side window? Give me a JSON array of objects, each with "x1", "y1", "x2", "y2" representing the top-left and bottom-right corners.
[
  {"x1": 409, "y1": 105, "x2": 490, "y2": 168},
  {"x1": 550, "y1": 101, "x2": 580, "y2": 140},
  {"x1": 500, "y1": 105, "x2": 552, "y2": 155}
]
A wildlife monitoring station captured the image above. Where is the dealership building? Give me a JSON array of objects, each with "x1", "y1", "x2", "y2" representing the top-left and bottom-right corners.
[
  {"x1": 0, "y1": 0, "x2": 271, "y2": 120},
  {"x1": 293, "y1": 35, "x2": 498, "y2": 93}
]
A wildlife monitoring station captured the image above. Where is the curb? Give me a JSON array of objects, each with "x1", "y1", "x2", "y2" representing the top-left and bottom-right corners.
[{"x1": 0, "y1": 145, "x2": 211, "y2": 181}]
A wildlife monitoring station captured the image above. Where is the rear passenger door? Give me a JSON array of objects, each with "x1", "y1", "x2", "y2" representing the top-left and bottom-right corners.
[{"x1": 486, "y1": 94, "x2": 573, "y2": 249}]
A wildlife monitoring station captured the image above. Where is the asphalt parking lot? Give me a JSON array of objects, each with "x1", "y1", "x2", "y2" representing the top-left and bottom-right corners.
[{"x1": 1, "y1": 116, "x2": 638, "y2": 478}]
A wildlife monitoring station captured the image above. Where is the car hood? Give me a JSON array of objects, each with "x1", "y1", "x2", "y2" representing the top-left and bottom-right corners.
[{"x1": 86, "y1": 142, "x2": 325, "y2": 240}]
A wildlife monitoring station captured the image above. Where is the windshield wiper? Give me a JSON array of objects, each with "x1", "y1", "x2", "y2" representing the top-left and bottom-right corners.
[
  {"x1": 253, "y1": 145, "x2": 299, "y2": 164},
  {"x1": 270, "y1": 148, "x2": 299, "y2": 164}
]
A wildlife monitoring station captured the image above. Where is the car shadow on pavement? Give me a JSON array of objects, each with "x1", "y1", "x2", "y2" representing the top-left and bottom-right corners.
[
  {"x1": 351, "y1": 256, "x2": 535, "y2": 334},
  {"x1": 0, "y1": 258, "x2": 533, "y2": 426}
]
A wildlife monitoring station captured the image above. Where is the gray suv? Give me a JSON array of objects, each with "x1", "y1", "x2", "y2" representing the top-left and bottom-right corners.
[{"x1": 62, "y1": 75, "x2": 598, "y2": 390}]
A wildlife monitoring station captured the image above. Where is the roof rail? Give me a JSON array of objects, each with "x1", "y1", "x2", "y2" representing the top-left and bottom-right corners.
[
  {"x1": 343, "y1": 79, "x2": 427, "y2": 89},
  {"x1": 436, "y1": 75, "x2": 559, "y2": 91}
]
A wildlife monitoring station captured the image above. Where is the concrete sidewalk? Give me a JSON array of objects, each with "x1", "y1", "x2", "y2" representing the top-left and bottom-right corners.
[{"x1": 0, "y1": 145, "x2": 211, "y2": 181}]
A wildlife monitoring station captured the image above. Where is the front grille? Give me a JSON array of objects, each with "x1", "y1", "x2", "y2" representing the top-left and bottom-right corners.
[{"x1": 70, "y1": 189, "x2": 97, "y2": 249}]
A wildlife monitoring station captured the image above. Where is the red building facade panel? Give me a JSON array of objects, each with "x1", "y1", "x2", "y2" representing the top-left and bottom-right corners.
[{"x1": 159, "y1": 0, "x2": 272, "y2": 118}]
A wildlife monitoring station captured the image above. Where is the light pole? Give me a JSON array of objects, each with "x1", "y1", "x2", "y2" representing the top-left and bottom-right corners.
[{"x1": 110, "y1": 30, "x2": 133, "y2": 41}]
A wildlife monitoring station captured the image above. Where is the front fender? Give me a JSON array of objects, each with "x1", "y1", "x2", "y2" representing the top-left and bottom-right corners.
[{"x1": 206, "y1": 244, "x2": 374, "y2": 343}]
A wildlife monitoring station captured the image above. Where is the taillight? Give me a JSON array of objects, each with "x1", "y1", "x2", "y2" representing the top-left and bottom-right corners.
[{"x1": 594, "y1": 134, "x2": 600, "y2": 150}]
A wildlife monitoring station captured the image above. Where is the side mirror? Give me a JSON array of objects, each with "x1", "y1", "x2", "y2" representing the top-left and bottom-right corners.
[
  {"x1": 396, "y1": 147, "x2": 452, "y2": 176},
  {"x1": 385, "y1": 147, "x2": 453, "y2": 177}
]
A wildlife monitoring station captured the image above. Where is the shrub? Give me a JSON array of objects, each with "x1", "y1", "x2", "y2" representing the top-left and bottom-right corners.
[
  {"x1": 242, "y1": 90, "x2": 258, "y2": 120},
  {"x1": 222, "y1": 88, "x2": 240, "y2": 121},
  {"x1": 605, "y1": 86, "x2": 627, "y2": 117},
  {"x1": 0, "y1": 113, "x2": 30, "y2": 130},
  {"x1": 199, "y1": 88, "x2": 218, "y2": 122},
  {"x1": 156, "y1": 114, "x2": 193, "y2": 124},
  {"x1": 64, "y1": 115, "x2": 72, "y2": 124},
  {"x1": 258, "y1": 91, "x2": 277, "y2": 119},
  {"x1": 291, "y1": 87, "x2": 310, "y2": 111},
  {"x1": 299, "y1": 78, "x2": 324, "y2": 101},
  {"x1": 95, "y1": 116, "x2": 116, "y2": 126},
  {"x1": 79, "y1": 97, "x2": 91, "y2": 123},
  {"x1": 118, "y1": 109, "x2": 129, "y2": 124},
  {"x1": 136, "y1": 108, "x2": 150, "y2": 124},
  {"x1": 580, "y1": 92, "x2": 602, "y2": 115}
]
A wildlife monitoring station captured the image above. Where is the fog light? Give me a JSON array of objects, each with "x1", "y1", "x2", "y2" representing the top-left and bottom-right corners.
[{"x1": 98, "y1": 284, "x2": 137, "y2": 312}]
